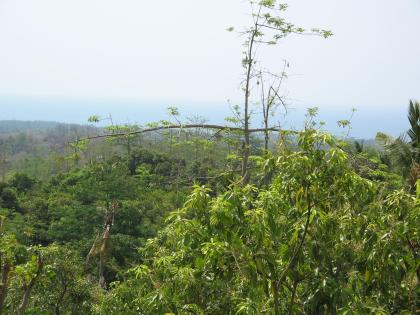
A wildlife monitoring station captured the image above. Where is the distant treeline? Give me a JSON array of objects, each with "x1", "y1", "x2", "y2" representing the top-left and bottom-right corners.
[{"x1": 0, "y1": 120, "x2": 98, "y2": 134}]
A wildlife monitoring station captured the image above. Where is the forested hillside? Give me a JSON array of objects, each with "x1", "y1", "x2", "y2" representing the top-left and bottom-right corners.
[
  {"x1": 0, "y1": 121, "x2": 62, "y2": 134},
  {"x1": 0, "y1": 1, "x2": 419, "y2": 314},
  {"x1": 0, "y1": 121, "x2": 102, "y2": 180}
]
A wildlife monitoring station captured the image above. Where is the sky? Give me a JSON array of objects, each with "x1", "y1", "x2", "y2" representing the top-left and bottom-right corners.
[{"x1": 0, "y1": 0, "x2": 419, "y2": 137}]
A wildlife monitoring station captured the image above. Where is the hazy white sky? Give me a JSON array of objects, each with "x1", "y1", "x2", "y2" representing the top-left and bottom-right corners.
[{"x1": 0, "y1": 0, "x2": 419, "y2": 108}]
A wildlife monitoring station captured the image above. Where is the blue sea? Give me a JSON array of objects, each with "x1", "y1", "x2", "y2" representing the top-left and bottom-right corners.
[{"x1": 0, "y1": 95, "x2": 408, "y2": 139}]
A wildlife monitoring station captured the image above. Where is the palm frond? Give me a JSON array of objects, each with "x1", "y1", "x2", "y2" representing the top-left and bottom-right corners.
[
  {"x1": 375, "y1": 132, "x2": 396, "y2": 147},
  {"x1": 407, "y1": 100, "x2": 420, "y2": 162},
  {"x1": 376, "y1": 132, "x2": 413, "y2": 170},
  {"x1": 408, "y1": 100, "x2": 420, "y2": 141}
]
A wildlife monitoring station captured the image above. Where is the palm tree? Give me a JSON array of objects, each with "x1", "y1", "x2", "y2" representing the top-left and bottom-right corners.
[
  {"x1": 376, "y1": 100, "x2": 420, "y2": 188},
  {"x1": 407, "y1": 100, "x2": 420, "y2": 161}
]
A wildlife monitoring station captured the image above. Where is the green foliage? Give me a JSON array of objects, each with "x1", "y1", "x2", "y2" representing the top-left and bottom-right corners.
[
  {"x1": 0, "y1": 146, "x2": 192, "y2": 314},
  {"x1": 0, "y1": 4, "x2": 417, "y2": 314},
  {"x1": 376, "y1": 100, "x2": 420, "y2": 190},
  {"x1": 417, "y1": 179, "x2": 420, "y2": 197},
  {"x1": 0, "y1": 186, "x2": 19, "y2": 210},
  {"x1": 48, "y1": 204, "x2": 103, "y2": 244},
  {"x1": 95, "y1": 129, "x2": 418, "y2": 314},
  {"x1": 10, "y1": 173, "x2": 36, "y2": 192},
  {"x1": 88, "y1": 115, "x2": 101, "y2": 123},
  {"x1": 407, "y1": 100, "x2": 420, "y2": 154},
  {"x1": 5, "y1": 245, "x2": 96, "y2": 314},
  {"x1": 1, "y1": 123, "x2": 418, "y2": 314}
]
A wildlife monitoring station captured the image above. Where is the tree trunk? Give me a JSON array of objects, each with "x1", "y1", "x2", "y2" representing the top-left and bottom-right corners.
[
  {"x1": 263, "y1": 98, "x2": 270, "y2": 152},
  {"x1": 17, "y1": 277, "x2": 39, "y2": 315},
  {"x1": 0, "y1": 262, "x2": 11, "y2": 315},
  {"x1": 98, "y1": 202, "x2": 116, "y2": 289},
  {"x1": 264, "y1": 130, "x2": 269, "y2": 152},
  {"x1": 98, "y1": 253, "x2": 106, "y2": 289},
  {"x1": 17, "y1": 256, "x2": 43, "y2": 315},
  {"x1": 241, "y1": 30, "x2": 257, "y2": 184}
]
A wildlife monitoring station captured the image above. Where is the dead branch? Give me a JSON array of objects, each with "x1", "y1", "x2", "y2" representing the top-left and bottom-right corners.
[{"x1": 70, "y1": 124, "x2": 283, "y2": 144}]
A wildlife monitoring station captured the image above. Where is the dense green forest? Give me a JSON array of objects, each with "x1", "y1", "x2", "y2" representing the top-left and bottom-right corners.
[
  {"x1": 1, "y1": 1, "x2": 419, "y2": 314},
  {"x1": 0, "y1": 102, "x2": 418, "y2": 314}
]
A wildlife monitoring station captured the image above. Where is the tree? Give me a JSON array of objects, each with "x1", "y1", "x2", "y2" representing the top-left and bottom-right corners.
[
  {"x1": 10, "y1": 173, "x2": 35, "y2": 192},
  {"x1": 15, "y1": 250, "x2": 44, "y2": 315},
  {"x1": 0, "y1": 218, "x2": 18, "y2": 315},
  {"x1": 226, "y1": 0, "x2": 331, "y2": 182},
  {"x1": 376, "y1": 99, "x2": 420, "y2": 189},
  {"x1": 27, "y1": 245, "x2": 95, "y2": 315},
  {"x1": 0, "y1": 187, "x2": 19, "y2": 211},
  {"x1": 408, "y1": 99, "x2": 420, "y2": 161},
  {"x1": 258, "y1": 61, "x2": 289, "y2": 152},
  {"x1": 98, "y1": 127, "x2": 418, "y2": 314},
  {"x1": 75, "y1": 1, "x2": 331, "y2": 185}
]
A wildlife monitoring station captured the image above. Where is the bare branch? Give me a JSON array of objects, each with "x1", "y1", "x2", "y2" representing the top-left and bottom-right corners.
[{"x1": 70, "y1": 124, "x2": 285, "y2": 144}]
